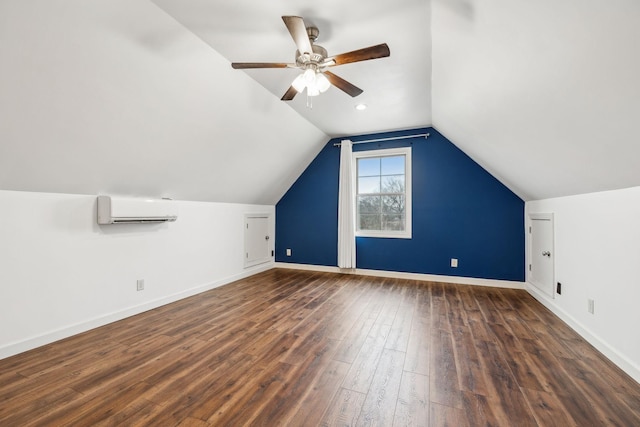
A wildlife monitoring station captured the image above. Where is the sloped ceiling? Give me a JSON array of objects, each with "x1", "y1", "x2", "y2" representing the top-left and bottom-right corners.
[
  {"x1": 1, "y1": 0, "x2": 639, "y2": 205},
  {"x1": 0, "y1": 0, "x2": 327, "y2": 205},
  {"x1": 151, "y1": 0, "x2": 432, "y2": 137},
  {"x1": 432, "y1": 0, "x2": 640, "y2": 200}
]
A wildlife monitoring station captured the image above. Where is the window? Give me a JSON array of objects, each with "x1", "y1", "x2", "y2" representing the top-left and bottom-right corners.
[{"x1": 354, "y1": 147, "x2": 411, "y2": 238}]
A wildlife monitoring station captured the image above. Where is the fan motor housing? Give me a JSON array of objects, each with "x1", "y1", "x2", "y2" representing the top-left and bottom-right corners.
[
  {"x1": 294, "y1": 26, "x2": 327, "y2": 68},
  {"x1": 295, "y1": 45, "x2": 328, "y2": 68}
]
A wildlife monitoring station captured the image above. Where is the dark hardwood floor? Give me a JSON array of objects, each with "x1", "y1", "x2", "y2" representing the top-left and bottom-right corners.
[{"x1": 1, "y1": 269, "x2": 639, "y2": 426}]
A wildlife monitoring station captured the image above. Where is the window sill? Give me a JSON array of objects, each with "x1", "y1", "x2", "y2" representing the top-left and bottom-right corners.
[{"x1": 356, "y1": 231, "x2": 412, "y2": 239}]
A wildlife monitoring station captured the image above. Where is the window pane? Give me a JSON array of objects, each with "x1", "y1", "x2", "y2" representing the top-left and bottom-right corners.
[
  {"x1": 358, "y1": 176, "x2": 380, "y2": 194},
  {"x1": 381, "y1": 156, "x2": 404, "y2": 175},
  {"x1": 358, "y1": 195, "x2": 381, "y2": 214},
  {"x1": 382, "y1": 214, "x2": 405, "y2": 231},
  {"x1": 382, "y1": 195, "x2": 405, "y2": 214},
  {"x1": 381, "y1": 175, "x2": 404, "y2": 193},
  {"x1": 359, "y1": 214, "x2": 381, "y2": 231},
  {"x1": 357, "y1": 158, "x2": 380, "y2": 177},
  {"x1": 353, "y1": 147, "x2": 411, "y2": 238}
]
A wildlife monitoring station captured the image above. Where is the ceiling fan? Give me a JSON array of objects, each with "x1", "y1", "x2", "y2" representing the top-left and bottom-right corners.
[{"x1": 231, "y1": 16, "x2": 390, "y2": 102}]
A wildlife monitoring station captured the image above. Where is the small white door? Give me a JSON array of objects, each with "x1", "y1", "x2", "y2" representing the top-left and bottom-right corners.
[
  {"x1": 244, "y1": 214, "x2": 271, "y2": 268},
  {"x1": 529, "y1": 213, "x2": 555, "y2": 298}
]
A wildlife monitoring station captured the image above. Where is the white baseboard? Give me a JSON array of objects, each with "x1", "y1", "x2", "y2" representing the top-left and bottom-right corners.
[
  {"x1": 526, "y1": 283, "x2": 640, "y2": 384},
  {"x1": 274, "y1": 262, "x2": 525, "y2": 289},
  {"x1": 0, "y1": 262, "x2": 274, "y2": 361}
]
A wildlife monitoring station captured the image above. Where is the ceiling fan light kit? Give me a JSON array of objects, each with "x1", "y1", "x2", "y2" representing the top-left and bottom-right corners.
[
  {"x1": 231, "y1": 16, "x2": 390, "y2": 106},
  {"x1": 291, "y1": 67, "x2": 331, "y2": 96}
]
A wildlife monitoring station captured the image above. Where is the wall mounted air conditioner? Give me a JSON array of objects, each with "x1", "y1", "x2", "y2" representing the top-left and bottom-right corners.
[{"x1": 97, "y1": 195, "x2": 178, "y2": 224}]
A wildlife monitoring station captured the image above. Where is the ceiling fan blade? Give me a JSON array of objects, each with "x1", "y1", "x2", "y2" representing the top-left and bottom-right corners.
[
  {"x1": 281, "y1": 86, "x2": 298, "y2": 101},
  {"x1": 329, "y1": 43, "x2": 390, "y2": 66},
  {"x1": 231, "y1": 62, "x2": 291, "y2": 69},
  {"x1": 324, "y1": 71, "x2": 363, "y2": 97},
  {"x1": 282, "y1": 16, "x2": 313, "y2": 55}
]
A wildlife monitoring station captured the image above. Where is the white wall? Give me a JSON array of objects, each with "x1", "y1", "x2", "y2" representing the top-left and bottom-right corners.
[
  {"x1": 526, "y1": 186, "x2": 640, "y2": 382},
  {"x1": 0, "y1": 190, "x2": 275, "y2": 359}
]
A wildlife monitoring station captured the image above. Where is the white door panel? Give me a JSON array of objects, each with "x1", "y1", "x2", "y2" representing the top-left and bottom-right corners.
[
  {"x1": 529, "y1": 213, "x2": 554, "y2": 298},
  {"x1": 245, "y1": 214, "x2": 271, "y2": 268}
]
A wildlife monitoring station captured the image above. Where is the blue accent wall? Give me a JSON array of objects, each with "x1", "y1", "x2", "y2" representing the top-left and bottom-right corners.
[{"x1": 276, "y1": 127, "x2": 525, "y2": 282}]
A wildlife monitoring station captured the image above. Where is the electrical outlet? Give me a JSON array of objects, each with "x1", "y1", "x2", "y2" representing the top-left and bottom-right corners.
[
  {"x1": 137, "y1": 279, "x2": 144, "y2": 291},
  {"x1": 286, "y1": 249, "x2": 292, "y2": 256},
  {"x1": 588, "y1": 299, "x2": 594, "y2": 314},
  {"x1": 450, "y1": 258, "x2": 458, "y2": 268}
]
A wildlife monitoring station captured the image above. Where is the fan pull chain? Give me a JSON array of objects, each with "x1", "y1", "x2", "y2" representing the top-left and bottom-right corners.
[{"x1": 306, "y1": 92, "x2": 313, "y2": 109}]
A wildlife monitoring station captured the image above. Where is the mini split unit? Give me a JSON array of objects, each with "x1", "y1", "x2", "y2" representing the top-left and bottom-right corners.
[{"x1": 97, "y1": 195, "x2": 178, "y2": 224}]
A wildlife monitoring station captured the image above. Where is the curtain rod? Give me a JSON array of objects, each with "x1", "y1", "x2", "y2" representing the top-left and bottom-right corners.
[{"x1": 333, "y1": 133, "x2": 430, "y2": 147}]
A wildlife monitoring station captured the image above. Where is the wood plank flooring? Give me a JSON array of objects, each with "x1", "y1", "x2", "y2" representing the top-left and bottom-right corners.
[{"x1": 1, "y1": 268, "x2": 639, "y2": 426}]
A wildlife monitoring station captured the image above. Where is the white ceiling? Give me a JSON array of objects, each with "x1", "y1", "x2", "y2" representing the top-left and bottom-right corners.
[
  {"x1": 152, "y1": 0, "x2": 432, "y2": 137},
  {"x1": 1, "y1": 0, "x2": 639, "y2": 205},
  {"x1": 150, "y1": 0, "x2": 640, "y2": 201},
  {"x1": 0, "y1": 0, "x2": 327, "y2": 205}
]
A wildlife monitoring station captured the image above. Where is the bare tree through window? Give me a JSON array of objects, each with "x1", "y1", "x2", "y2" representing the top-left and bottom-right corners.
[{"x1": 356, "y1": 155, "x2": 406, "y2": 232}]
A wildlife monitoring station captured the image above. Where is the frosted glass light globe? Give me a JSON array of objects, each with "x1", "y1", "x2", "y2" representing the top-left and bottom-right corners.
[
  {"x1": 316, "y1": 73, "x2": 331, "y2": 92},
  {"x1": 291, "y1": 74, "x2": 306, "y2": 92}
]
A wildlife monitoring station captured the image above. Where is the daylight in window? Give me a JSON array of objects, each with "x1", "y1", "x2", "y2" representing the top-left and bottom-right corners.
[{"x1": 354, "y1": 147, "x2": 411, "y2": 238}]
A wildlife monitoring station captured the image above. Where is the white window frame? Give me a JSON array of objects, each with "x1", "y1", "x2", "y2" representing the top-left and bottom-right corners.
[{"x1": 353, "y1": 147, "x2": 412, "y2": 239}]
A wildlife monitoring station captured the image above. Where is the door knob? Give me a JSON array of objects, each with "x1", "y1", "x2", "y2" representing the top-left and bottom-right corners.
[
  {"x1": 265, "y1": 236, "x2": 270, "y2": 240},
  {"x1": 542, "y1": 251, "x2": 551, "y2": 257}
]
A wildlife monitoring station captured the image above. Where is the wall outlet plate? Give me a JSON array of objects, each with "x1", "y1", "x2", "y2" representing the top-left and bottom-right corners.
[
  {"x1": 450, "y1": 258, "x2": 458, "y2": 268},
  {"x1": 137, "y1": 279, "x2": 144, "y2": 291},
  {"x1": 286, "y1": 249, "x2": 292, "y2": 256}
]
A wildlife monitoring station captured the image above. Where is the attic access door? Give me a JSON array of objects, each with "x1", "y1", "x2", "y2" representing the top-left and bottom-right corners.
[
  {"x1": 244, "y1": 214, "x2": 272, "y2": 268},
  {"x1": 529, "y1": 213, "x2": 555, "y2": 298}
]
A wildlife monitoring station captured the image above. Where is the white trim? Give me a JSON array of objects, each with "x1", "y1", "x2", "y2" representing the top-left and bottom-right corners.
[
  {"x1": 526, "y1": 283, "x2": 640, "y2": 384},
  {"x1": 353, "y1": 146, "x2": 412, "y2": 239},
  {"x1": 245, "y1": 212, "x2": 271, "y2": 218},
  {"x1": 0, "y1": 262, "x2": 274, "y2": 361},
  {"x1": 274, "y1": 262, "x2": 525, "y2": 289}
]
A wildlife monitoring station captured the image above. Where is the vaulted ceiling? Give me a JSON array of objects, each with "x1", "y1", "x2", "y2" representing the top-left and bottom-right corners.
[
  {"x1": 1, "y1": 0, "x2": 639, "y2": 204},
  {"x1": 152, "y1": 0, "x2": 432, "y2": 137}
]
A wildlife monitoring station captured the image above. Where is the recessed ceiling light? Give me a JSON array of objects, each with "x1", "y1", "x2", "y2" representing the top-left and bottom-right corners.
[{"x1": 355, "y1": 103, "x2": 367, "y2": 111}]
